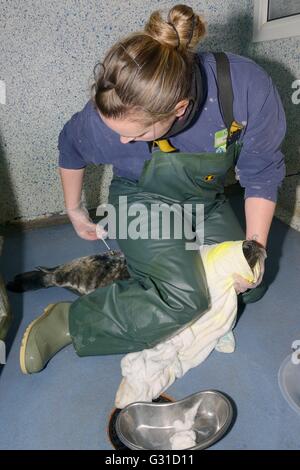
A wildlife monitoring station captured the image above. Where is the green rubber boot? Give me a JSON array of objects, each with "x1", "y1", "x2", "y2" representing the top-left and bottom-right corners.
[{"x1": 20, "y1": 302, "x2": 72, "y2": 374}]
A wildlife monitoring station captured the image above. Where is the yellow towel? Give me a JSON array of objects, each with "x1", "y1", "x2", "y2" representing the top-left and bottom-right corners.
[{"x1": 115, "y1": 240, "x2": 262, "y2": 408}]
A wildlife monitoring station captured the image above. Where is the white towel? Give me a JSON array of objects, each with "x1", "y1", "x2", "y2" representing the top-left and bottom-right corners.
[
  {"x1": 115, "y1": 241, "x2": 262, "y2": 409},
  {"x1": 169, "y1": 401, "x2": 200, "y2": 450}
]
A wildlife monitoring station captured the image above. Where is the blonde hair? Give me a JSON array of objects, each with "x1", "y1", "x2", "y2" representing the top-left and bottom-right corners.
[{"x1": 91, "y1": 4, "x2": 206, "y2": 126}]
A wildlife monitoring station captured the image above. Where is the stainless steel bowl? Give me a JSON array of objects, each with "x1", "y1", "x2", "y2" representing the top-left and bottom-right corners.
[{"x1": 115, "y1": 390, "x2": 233, "y2": 450}]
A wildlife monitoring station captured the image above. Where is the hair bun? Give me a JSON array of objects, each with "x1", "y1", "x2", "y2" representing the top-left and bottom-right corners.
[{"x1": 144, "y1": 3, "x2": 206, "y2": 52}]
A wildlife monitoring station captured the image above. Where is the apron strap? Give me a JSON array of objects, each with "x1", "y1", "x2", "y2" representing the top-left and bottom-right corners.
[{"x1": 213, "y1": 52, "x2": 235, "y2": 133}]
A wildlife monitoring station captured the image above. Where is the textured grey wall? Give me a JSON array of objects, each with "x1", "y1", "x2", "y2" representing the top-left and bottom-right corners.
[{"x1": 0, "y1": 0, "x2": 299, "y2": 228}]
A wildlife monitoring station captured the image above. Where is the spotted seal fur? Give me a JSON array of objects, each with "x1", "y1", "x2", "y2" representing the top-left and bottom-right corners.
[{"x1": 7, "y1": 241, "x2": 265, "y2": 296}]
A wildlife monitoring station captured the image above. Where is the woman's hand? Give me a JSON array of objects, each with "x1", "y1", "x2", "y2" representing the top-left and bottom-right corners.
[
  {"x1": 235, "y1": 196, "x2": 273, "y2": 295},
  {"x1": 67, "y1": 202, "x2": 100, "y2": 241}
]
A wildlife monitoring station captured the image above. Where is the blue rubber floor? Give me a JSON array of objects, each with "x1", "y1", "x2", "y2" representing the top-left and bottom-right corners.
[{"x1": 0, "y1": 194, "x2": 299, "y2": 450}]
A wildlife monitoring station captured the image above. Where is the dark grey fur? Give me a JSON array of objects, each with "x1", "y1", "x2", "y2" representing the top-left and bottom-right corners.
[
  {"x1": 6, "y1": 241, "x2": 265, "y2": 296},
  {"x1": 7, "y1": 250, "x2": 129, "y2": 295}
]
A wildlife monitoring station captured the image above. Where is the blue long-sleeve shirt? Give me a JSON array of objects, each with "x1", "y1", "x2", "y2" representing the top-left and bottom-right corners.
[{"x1": 58, "y1": 51, "x2": 286, "y2": 202}]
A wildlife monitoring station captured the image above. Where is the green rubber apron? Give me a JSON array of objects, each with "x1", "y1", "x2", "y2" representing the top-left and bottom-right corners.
[
  {"x1": 68, "y1": 52, "x2": 253, "y2": 356},
  {"x1": 68, "y1": 137, "x2": 245, "y2": 356}
]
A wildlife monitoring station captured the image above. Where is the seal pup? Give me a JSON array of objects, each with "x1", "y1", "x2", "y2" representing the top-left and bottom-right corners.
[
  {"x1": 7, "y1": 241, "x2": 265, "y2": 296},
  {"x1": 7, "y1": 250, "x2": 129, "y2": 295}
]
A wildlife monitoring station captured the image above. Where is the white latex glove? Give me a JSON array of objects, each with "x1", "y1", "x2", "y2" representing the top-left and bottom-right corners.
[
  {"x1": 233, "y1": 250, "x2": 266, "y2": 294},
  {"x1": 66, "y1": 202, "x2": 107, "y2": 241}
]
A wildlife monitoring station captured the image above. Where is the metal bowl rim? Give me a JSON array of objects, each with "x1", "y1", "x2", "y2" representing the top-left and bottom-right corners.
[{"x1": 115, "y1": 389, "x2": 233, "y2": 450}]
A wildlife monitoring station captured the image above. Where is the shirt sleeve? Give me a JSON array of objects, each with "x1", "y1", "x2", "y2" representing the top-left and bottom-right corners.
[
  {"x1": 58, "y1": 121, "x2": 87, "y2": 169},
  {"x1": 58, "y1": 102, "x2": 95, "y2": 170},
  {"x1": 235, "y1": 66, "x2": 287, "y2": 203}
]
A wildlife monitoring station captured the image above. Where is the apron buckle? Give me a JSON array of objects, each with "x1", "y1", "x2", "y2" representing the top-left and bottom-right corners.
[
  {"x1": 204, "y1": 175, "x2": 215, "y2": 182},
  {"x1": 227, "y1": 120, "x2": 244, "y2": 146}
]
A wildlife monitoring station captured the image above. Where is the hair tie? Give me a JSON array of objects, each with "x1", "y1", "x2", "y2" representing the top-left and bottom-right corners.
[{"x1": 167, "y1": 22, "x2": 180, "y2": 50}]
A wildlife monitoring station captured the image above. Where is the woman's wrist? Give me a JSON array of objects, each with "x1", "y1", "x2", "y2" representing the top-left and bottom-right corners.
[
  {"x1": 245, "y1": 197, "x2": 276, "y2": 249},
  {"x1": 66, "y1": 201, "x2": 89, "y2": 214},
  {"x1": 66, "y1": 202, "x2": 83, "y2": 213},
  {"x1": 66, "y1": 202, "x2": 92, "y2": 224},
  {"x1": 246, "y1": 233, "x2": 267, "y2": 250}
]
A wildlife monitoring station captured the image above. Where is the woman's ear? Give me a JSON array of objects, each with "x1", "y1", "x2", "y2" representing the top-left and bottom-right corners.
[{"x1": 174, "y1": 99, "x2": 190, "y2": 117}]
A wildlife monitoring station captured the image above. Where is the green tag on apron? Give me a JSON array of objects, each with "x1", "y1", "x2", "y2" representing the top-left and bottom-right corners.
[{"x1": 214, "y1": 128, "x2": 228, "y2": 148}]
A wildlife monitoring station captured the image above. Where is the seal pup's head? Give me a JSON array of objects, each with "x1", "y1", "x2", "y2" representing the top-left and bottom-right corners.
[{"x1": 242, "y1": 240, "x2": 266, "y2": 271}]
